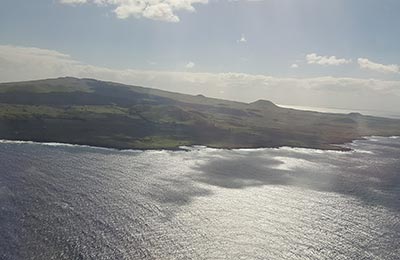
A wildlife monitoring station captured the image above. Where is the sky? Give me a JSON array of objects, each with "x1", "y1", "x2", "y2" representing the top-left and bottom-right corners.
[{"x1": 0, "y1": 0, "x2": 400, "y2": 113}]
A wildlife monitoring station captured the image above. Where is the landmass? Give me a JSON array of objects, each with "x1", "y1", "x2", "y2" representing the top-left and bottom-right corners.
[{"x1": 0, "y1": 77, "x2": 399, "y2": 150}]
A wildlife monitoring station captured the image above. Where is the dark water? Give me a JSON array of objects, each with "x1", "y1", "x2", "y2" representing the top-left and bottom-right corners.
[{"x1": 1, "y1": 137, "x2": 400, "y2": 260}]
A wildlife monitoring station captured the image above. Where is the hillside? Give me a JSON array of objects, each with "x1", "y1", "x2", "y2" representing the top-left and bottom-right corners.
[{"x1": 0, "y1": 77, "x2": 400, "y2": 150}]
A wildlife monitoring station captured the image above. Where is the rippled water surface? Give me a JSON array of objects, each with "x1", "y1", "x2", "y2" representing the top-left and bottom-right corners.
[{"x1": 1, "y1": 137, "x2": 400, "y2": 259}]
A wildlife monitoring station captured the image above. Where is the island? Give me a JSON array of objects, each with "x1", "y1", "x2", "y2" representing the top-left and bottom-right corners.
[{"x1": 0, "y1": 77, "x2": 399, "y2": 150}]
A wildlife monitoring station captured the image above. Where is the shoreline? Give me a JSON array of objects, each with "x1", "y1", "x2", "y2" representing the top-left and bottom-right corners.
[{"x1": 2, "y1": 136, "x2": 397, "y2": 153}]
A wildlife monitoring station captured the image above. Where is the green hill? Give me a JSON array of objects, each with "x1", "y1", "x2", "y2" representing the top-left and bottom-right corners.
[{"x1": 1, "y1": 77, "x2": 399, "y2": 150}]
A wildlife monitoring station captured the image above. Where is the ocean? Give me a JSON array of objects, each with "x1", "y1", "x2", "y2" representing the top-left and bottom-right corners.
[
  {"x1": 278, "y1": 104, "x2": 400, "y2": 119},
  {"x1": 1, "y1": 137, "x2": 400, "y2": 259}
]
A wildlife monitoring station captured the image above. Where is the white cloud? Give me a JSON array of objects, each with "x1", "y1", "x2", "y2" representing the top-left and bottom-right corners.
[
  {"x1": 238, "y1": 34, "x2": 247, "y2": 43},
  {"x1": 1, "y1": 45, "x2": 400, "y2": 112},
  {"x1": 59, "y1": 0, "x2": 208, "y2": 22},
  {"x1": 185, "y1": 61, "x2": 195, "y2": 69},
  {"x1": 306, "y1": 53, "x2": 351, "y2": 66},
  {"x1": 290, "y1": 64, "x2": 299, "y2": 69},
  {"x1": 358, "y1": 58, "x2": 399, "y2": 74}
]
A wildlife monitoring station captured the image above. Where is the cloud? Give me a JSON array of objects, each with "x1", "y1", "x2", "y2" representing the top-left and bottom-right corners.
[
  {"x1": 1, "y1": 45, "x2": 400, "y2": 112},
  {"x1": 290, "y1": 64, "x2": 299, "y2": 69},
  {"x1": 238, "y1": 34, "x2": 247, "y2": 43},
  {"x1": 358, "y1": 58, "x2": 400, "y2": 74},
  {"x1": 59, "y1": 0, "x2": 208, "y2": 22},
  {"x1": 306, "y1": 53, "x2": 351, "y2": 66},
  {"x1": 186, "y1": 61, "x2": 195, "y2": 69}
]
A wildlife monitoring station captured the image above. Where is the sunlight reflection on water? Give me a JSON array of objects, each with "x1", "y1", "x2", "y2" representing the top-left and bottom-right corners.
[{"x1": 0, "y1": 137, "x2": 399, "y2": 259}]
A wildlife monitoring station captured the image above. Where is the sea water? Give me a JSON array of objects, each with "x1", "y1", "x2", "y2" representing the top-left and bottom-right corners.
[{"x1": 1, "y1": 137, "x2": 399, "y2": 259}]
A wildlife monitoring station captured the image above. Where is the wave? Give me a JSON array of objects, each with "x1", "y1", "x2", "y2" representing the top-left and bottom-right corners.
[
  {"x1": 1, "y1": 136, "x2": 398, "y2": 154},
  {"x1": 0, "y1": 139, "x2": 132, "y2": 152},
  {"x1": 0, "y1": 139, "x2": 188, "y2": 154}
]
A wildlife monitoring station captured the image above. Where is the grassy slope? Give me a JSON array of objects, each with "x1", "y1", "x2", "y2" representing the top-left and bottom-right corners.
[{"x1": 0, "y1": 77, "x2": 399, "y2": 150}]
